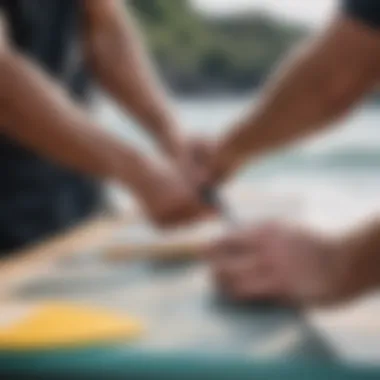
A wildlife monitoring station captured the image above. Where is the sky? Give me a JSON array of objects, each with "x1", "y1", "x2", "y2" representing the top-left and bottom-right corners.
[{"x1": 191, "y1": 0, "x2": 337, "y2": 27}]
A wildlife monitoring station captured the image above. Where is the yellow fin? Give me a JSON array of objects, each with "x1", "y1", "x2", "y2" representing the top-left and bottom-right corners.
[{"x1": 0, "y1": 302, "x2": 143, "y2": 350}]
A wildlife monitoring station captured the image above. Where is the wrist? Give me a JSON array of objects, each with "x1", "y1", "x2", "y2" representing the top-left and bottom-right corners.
[
  {"x1": 210, "y1": 140, "x2": 241, "y2": 185},
  {"x1": 332, "y1": 225, "x2": 380, "y2": 300},
  {"x1": 156, "y1": 127, "x2": 186, "y2": 159},
  {"x1": 114, "y1": 147, "x2": 156, "y2": 192},
  {"x1": 119, "y1": 150, "x2": 173, "y2": 211},
  {"x1": 141, "y1": 108, "x2": 184, "y2": 158}
]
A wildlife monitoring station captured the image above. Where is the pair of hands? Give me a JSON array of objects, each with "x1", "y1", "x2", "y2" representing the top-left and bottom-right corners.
[
  {"x1": 207, "y1": 221, "x2": 374, "y2": 307},
  {"x1": 134, "y1": 137, "x2": 372, "y2": 307},
  {"x1": 136, "y1": 138, "x2": 218, "y2": 227}
]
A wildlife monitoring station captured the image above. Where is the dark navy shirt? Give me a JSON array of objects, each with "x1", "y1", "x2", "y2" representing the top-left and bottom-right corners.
[
  {"x1": 343, "y1": 0, "x2": 380, "y2": 28},
  {"x1": 0, "y1": 0, "x2": 104, "y2": 252}
]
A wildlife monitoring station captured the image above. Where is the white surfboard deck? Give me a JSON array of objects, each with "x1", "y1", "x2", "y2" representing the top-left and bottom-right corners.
[{"x1": 102, "y1": 184, "x2": 305, "y2": 261}]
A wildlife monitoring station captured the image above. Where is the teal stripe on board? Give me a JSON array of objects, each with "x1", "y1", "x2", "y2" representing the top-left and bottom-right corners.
[{"x1": 0, "y1": 348, "x2": 379, "y2": 379}]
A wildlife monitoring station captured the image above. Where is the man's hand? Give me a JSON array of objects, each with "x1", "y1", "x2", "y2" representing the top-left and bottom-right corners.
[
  {"x1": 179, "y1": 137, "x2": 217, "y2": 188},
  {"x1": 0, "y1": 27, "x2": 212, "y2": 229},
  {"x1": 131, "y1": 159, "x2": 216, "y2": 227},
  {"x1": 0, "y1": 7, "x2": 213, "y2": 230},
  {"x1": 206, "y1": 222, "x2": 378, "y2": 307}
]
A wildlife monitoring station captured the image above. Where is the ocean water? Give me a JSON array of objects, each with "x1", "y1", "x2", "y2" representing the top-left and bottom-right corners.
[{"x1": 94, "y1": 95, "x2": 380, "y2": 232}]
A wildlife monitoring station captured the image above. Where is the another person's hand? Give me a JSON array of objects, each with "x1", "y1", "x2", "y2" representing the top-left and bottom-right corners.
[
  {"x1": 206, "y1": 222, "x2": 373, "y2": 307},
  {"x1": 181, "y1": 137, "x2": 238, "y2": 190},
  {"x1": 166, "y1": 136, "x2": 218, "y2": 206},
  {"x1": 182, "y1": 137, "x2": 216, "y2": 189},
  {"x1": 131, "y1": 159, "x2": 216, "y2": 227}
]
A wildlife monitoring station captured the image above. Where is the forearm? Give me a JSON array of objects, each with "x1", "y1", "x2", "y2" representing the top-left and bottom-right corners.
[
  {"x1": 212, "y1": 17, "x2": 380, "y2": 182},
  {"x1": 83, "y1": 0, "x2": 183, "y2": 157},
  {"x1": 0, "y1": 49, "x2": 152, "y2": 191},
  {"x1": 337, "y1": 218, "x2": 380, "y2": 297}
]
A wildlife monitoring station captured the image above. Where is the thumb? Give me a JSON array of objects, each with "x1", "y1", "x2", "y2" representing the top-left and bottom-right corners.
[{"x1": 191, "y1": 138, "x2": 216, "y2": 188}]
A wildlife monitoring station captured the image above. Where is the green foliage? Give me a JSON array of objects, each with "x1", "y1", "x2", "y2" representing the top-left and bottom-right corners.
[{"x1": 128, "y1": 0, "x2": 307, "y2": 93}]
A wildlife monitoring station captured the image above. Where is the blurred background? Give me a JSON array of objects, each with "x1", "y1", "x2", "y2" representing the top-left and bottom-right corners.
[{"x1": 97, "y1": 0, "x2": 380, "y2": 227}]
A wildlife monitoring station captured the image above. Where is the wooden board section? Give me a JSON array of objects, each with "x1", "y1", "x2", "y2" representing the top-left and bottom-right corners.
[{"x1": 0, "y1": 216, "x2": 127, "y2": 301}]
